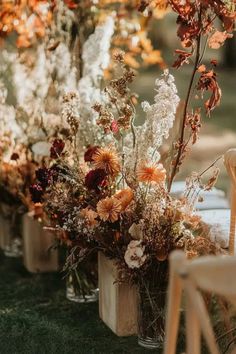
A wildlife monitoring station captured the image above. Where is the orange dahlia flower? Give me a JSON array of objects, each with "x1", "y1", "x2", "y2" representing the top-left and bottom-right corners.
[
  {"x1": 80, "y1": 207, "x2": 98, "y2": 228},
  {"x1": 93, "y1": 147, "x2": 120, "y2": 176},
  {"x1": 114, "y1": 188, "x2": 134, "y2": 211},
  {"x1": 97, "y1": 197, "x2": 122, "y2": 223},
  {"x1": 137, "y1": 162, "x2": 166, "y2": 184}
]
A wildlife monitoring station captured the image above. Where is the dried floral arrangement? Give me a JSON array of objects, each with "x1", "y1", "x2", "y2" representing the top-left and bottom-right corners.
[
  {"x1": 30, "y1": 2, "x2": 235, "y2": 344},
  {"x1": 0, "y1": 0, "x2": 234, "y2": 347},
  {"x1": 29, "y1": 52, "x2": 227, "y2": 343},
  {"x1": 31, "y1": 54, "x2": 224, "y2": 275},
  {"x1": 29, "y1": 0, "x2": 236, "y2": 279}
]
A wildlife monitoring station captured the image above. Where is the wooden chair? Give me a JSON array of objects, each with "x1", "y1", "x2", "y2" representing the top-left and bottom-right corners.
[
  {"x1": 224, "y1": 148, "x2": 236, "y2": 255},
  {"x1": 164, "y1": 149, "x2": 236, "y2": 353},
  {"x1": 164, "y1": 250, "x2": 236, "y2": 354}
]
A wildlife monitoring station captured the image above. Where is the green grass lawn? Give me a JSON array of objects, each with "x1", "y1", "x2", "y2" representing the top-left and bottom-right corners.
[{"x1": 0, "y1": 251, "x2": 154, "y2": 354}]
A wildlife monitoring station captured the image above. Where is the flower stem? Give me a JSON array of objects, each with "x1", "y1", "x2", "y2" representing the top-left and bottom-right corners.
[{"x1": 168, "y1": 31, "x2": 202, "y2": 192}]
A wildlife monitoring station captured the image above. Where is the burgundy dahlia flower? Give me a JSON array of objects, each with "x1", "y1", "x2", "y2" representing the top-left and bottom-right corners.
[{"x1": 85, "y1": 169, "x2": 107, "y2": 190}]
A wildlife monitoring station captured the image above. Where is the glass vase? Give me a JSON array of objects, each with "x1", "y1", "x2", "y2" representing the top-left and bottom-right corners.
[
  {"x1": 137, "y1": 261, "x2": 168, "y2": 350},
  {"x1": 66, "y1": 255, "x2": 98, "y2": 303},
  {"x1": 0, "y1": 204, "x2": 22, "y2": 257}
]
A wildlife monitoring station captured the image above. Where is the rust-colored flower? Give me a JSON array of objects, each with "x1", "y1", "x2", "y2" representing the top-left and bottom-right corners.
[
  {"x1": 93, "y1": 147, "x2": 120, "y2": 176},
  {"x1": 137, "y1": 163, "x2": 166, "y2": 184},
  {"x1": 97, "y1": 197, "x2": 122, "y2": 223},
  {"x1": 114, "y1": 188, "x2": 134, "y2": 211}
]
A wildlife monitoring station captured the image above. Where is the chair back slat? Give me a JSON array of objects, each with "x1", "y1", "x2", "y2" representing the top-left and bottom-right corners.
[
  {"x1": 188, "y1": 255, "x2": 236, "y2": 296},
  {"x1": 224, "y1": 149, "x2": 236, "y2": 255}
]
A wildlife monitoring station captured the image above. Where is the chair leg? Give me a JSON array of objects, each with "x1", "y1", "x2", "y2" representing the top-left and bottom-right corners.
[
  {"x1": 185, "y1": 279, "x2": 220, "y2": 354},
  {"x1": 229, "y1": 187, "x2": 236, "y2": 255},
  {"x1": 185, "y1": 293, "x2": 201, "y2": 354},
  {"x1": 164, "y1": 251, "x2": 185, "y2": 354}
]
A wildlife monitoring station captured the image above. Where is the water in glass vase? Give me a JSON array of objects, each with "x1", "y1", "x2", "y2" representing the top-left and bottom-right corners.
[
  {"x1": 66, "y1": 255, "x2": 98, "y2": 303},
  {"x1": 2, "y1": 217, "x2": 22, "y2": 257},
  {"x1": 137, "y1": 261, "x2": 168, "y2": 350},
  {"x1": 0, "y1": 203, "x2": 23, "y2": 257}
]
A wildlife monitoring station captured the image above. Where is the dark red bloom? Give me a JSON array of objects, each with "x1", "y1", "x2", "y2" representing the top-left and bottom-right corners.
[
  {"x1": 84, "y1": 145, "x2": 99, "y2": 162},
  {"x1": 10, "y1": 152, "x2": 19, "y2": 161},
  {"x1": 50, "y1": 139, "x2": 65, "y2": 159},
  {"x1": 85, "y1": 169, "x2": 107, "y2": 190},
  {"x1": 35, "y1": 168, "x2": 53, "y2": 189},
  {"x1": 29, "y1": 184, "x2": 44, "y2": 203}
]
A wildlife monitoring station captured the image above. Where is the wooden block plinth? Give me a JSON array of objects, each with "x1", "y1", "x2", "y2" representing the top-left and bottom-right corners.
[
  {"x1": 23, "y1": 212, "x2": 58, "y2": 273},
  {"x1": 98, "y1": 252, "x2": 138, "y2": 336}
]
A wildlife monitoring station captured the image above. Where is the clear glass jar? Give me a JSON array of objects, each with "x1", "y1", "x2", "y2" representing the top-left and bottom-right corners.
[
  {"x1": 137, "y1": 262, "x2": 168, "y2": 349},
  {"x1": 66, "y1": 255, "x2": 98, "y2": 303},
  {"x1": 0, "y1": 203, "x2": 22, "y2": 257}
]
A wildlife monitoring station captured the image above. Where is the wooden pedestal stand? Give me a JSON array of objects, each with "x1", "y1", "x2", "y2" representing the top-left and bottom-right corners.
[
  {"x1": 98, "y1": 252, "x2": 138, "y2": 336},
  {"x1": 23, "y1": 212, "x2": 58, "y2": 273}
]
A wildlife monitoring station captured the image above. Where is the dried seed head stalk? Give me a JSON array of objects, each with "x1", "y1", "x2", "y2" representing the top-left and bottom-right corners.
[{"x1": 62, "y1": 92, "x2": 80, "y2": 135}]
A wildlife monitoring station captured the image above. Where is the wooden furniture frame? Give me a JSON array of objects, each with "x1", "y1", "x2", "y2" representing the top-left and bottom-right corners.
[
  {"x1": 164, "y1": 250, "x2": 236, "y2": 354},
  {"x1": 224, "y1": 148, "x2": 236, "y2": 255}
]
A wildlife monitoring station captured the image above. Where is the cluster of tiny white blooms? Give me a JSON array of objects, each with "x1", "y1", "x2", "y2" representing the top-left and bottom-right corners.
[
  {"x1": 49, "y1": 0, "x2": 75, "y2": 46},
  {"x1": 13, "y1": 44, "x2": 51, "y2": 112},
  {"x1": 78, "y1": 77, "x2": 102, "y2": 124},
  {"x1": 77, "y1": 78, "x2": 102, "y2": 145},
  {"x1": 0, "y1": 81, "x2": 7, "y2": 104},
  {"x1": 12, "y1": 42, "x2": 77, "y2": 116},
  {"x1": 140, "y1": 69, "x2": 180, "y2": 161},
  {"x1": 50, "y1": 43, "x2": 77, "y2": 94},
  {"x1": 0, "y1": 83, "x2": 23, "y2": 142},
  {"x1": 82, "y1": 16, "x2": 115, "y2": 80},
  {"x1": 76, "y1": 17, "x2": 115, "y2": 147}
]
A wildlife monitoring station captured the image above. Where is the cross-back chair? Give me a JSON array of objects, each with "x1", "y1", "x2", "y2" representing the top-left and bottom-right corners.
[
  {"x1": 164, "y1": 251, "x2": 236, "y2": 354},
  {"x1": 224, "y1": 148, "x2": 236, "y2": 255},
  {"x1": 164, "y1": 149, "x2": 236, "y2": 354}
]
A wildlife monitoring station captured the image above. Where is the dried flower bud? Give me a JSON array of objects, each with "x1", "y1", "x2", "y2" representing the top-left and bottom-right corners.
[
  {"x1": 62, "y1": 92, "x2": 80, "y2": 134},
  {"x1": 113, "y1": 50, "x2": 125, "y2": 63}
]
